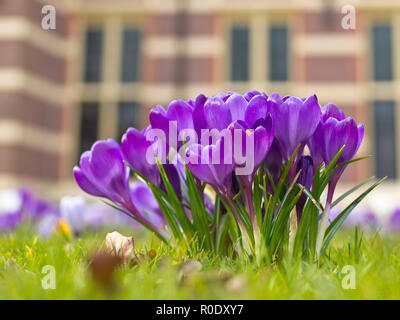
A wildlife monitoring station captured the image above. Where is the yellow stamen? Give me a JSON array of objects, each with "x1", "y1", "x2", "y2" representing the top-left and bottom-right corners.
[{"x1": 58, "y1": 218, "x2": 72, "y2": 239}]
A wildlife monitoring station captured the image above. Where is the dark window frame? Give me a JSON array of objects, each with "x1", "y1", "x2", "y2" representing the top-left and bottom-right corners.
[
  {"x1": 83, "y1": 28, "x2": 103, "y2": 83},
  {"x1": 78, "y1": 102, "x2": 99, "y2": 160},
  {"x1": 373, "y1": 101, "x2": 397, "y2": 179},
  {"x1": 121, "y1": 28, "x2": 141, "y2": 83},
  {"x1": 118, "y1": 102, "x2": 138, "y2": 139},
  {"x1": 372, "y1": 24, "x2": 393, "y2": 81},
  {"x1": 230, "y1": 26, "x2": 249, "y2": 82},
  {"x1": 269, "y1": 26, "x2": 289, "y2": 82}
]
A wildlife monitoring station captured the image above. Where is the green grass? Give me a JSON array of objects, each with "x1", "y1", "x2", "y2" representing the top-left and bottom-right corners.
[{"x1": 0, "y1": 225, "x2": 399, "y2": 299}]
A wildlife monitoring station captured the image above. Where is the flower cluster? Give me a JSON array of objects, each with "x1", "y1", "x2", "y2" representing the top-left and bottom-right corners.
[
  {"x1": 0, "y1": 186, "x2": 152, "y2": 236},
  {"x1": 331, "y1": 207, "x2": 400, "y2": 232},
  {"x1": 0, "y1": 188, "x2": 58, "y2": 232},
  {"x1": 74, "y1": 90, "x2": 380, "y2": 261}
]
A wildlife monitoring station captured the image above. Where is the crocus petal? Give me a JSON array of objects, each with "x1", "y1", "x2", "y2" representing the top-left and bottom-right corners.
[
  {"x1": 227, "y1": 93, "x2": 247, "y2": 122},
  {"x1": 204, "y1": 96, "x2": 232, "y2": 131},
  {"x1": 253, "y1": 124, "x2": 273, "y2": 169},
  {"x1": 163, "y1": 163, "x2": 182, "y2": 199},
  {"x1": 121, "y1": 128, "x2": 161, "y2": 186},
  {"x1": 73, "y1": 167, "x2": 105, "y2": 197},
  {"x1": 265, "y1": 140, "x2": 283, "y2": 186},
  {"x1": 244, "y1": 95, "x2": 269, "y2": 128},
  {"x1": 307, "y1": 123, "x2": 324, "y2": 170},
  {"x1": 166, "y1": 100, "x2": 195, "y2": 132},
  {"x1": 322, "y1": 103, "x2": 346, "y2": 121},
  {"x1": 244, "y1": 90, "x2": 262, "y2": 101},
  {"x1": 130, "y1": 182, "x2": 165, "y2": 228},
  {"x1": 271, "y1": 94, "x2": 321, "y2": 161},
  {"x1": 193, "y1": 94, "x2": 208, "y2": 136},
  {"x1": 90, "y1": 139, "x2": 126, "y2": 182},
  {"x1": 297, "y1": 156, "x2": 314, "y2": 191},
  {"x1": 229, "y1": 117, "x2": 273, "y2": 187},
  {"x1": 296, "y1": 155, "x2": 314, "y2": 221},
  {"x1": 149, "y1": 105, "x2": 169, "y2": 137},
  {"x1": 186, "y1": 144, "x2": 218, "y2": 186},
  {"x1": 186, "y1": 137, "x2": 234, "y2": 193},
  {"x1": 357, "y1": 123, "x2": 364, "y2": 151},
  {"x1": 60, "y1": 196, "x2": 86, "y2": 232}
]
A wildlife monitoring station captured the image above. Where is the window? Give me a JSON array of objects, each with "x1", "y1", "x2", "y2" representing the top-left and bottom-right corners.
[
  {"x1": 230, "y1": 26, "x2": 249, "y2": 81},
  {"x1": 372, "y1": 25, "x2": 393, "y2": 81},
  {"x1": 374, "y1": 101, "x2": 397, "y2": 179},
  {"x1": 118, "y1": 102, "x2": 138, "y2": 139},
  {"x1": 269, "y1": 26, "x2": 288, "y2": 81},
  {"x1": 84, "y1": 29, "x2": 103, "y2": 82},
  {"x1": 79, "y1": 103, "x2": 99, "y2": 158},
  {"x1": 121, "y1": 28, "x2": 141, "y2": 83}
]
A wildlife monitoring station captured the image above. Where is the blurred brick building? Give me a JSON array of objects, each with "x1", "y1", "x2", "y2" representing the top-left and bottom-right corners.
[{"x1": 0, "y1": 0, "x2": 399, "y2": 201}]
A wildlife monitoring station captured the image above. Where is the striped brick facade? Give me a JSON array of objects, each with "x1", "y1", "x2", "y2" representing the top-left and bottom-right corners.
[
  {"x1": 1, "y1": 0, "x2": 400, "y2": 199},
  {"x1": 0, "y1": 0, "x2": 75, "y2": 197}
]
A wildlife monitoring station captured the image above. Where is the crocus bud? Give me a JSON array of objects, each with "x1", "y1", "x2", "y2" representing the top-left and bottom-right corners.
[{"x1": 296, "y1": 156, "x2": 314, "y2": 221}]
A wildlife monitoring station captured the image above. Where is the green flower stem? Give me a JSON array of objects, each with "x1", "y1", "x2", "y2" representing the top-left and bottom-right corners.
[{"x1": 316, "y1": 182, "x2": 335, "y2": 259}]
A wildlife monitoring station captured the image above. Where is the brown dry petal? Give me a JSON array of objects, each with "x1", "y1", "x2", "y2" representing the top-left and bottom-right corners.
[
  {"x1": 105, "y1": 231, "x2": 135, "y2": 264},
  {"x1": 219, "y1": 272, "x2": 233, "y2": 283},
  {"x1": 89, "y1": 251, "x2": 122, "y2": 290},
  {"x1": 148, "y1": 249, "x2": 157, "y2": 260},
  {"x1": 129, "y1": 253, "x2": 146, "y2": 267}
]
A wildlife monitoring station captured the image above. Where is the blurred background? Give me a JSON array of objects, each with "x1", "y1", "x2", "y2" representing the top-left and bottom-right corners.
[{"x1": 0, "y1": 0, "x2": 399, "y2": 218}]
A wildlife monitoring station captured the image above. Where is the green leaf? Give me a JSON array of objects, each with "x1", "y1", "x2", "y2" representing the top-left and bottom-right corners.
[
  {"x1": 331, "y1": 176, "x2": 375, "y2": 208},
  {"x1": 184, "y1": 164, "x2": 212, "y2": 251},
  {"x1": 320, "y1": 177, "x2": 386, "y2": 256},
  {"x1": 155, "y1": 158, "x2": 194, "y2": 241},
  {"x1": 337, "y1": 155, "x2": 371, "y2": 168}
]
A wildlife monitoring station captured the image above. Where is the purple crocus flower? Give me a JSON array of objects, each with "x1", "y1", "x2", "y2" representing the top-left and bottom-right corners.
[
  {"x1": 121, "y1": 127, "x2": 181, "y2": 198},
  {"x1": 121, "y1": 127, "x2": 163, "y2": 187},
  {"x1": 229, "y1": 117, "x2": 274, "y2": 184},
  {"x1": 130, "y1": 181, "x2": 165, "y2": 228},
  {"x1": 0, "y1": 213, "x2": 22, "y2": 231},
  {"x1": 389, "y1": 209, "x2": 400, "y2": 230},
  {"x1": 308, "y1": 103, "x2": 346, "y2": 170},
  {"x1": 37, "y1": 214, "x2": 60, "y2": 237},
  {"x1": 150, "y1": 93, "x2": 209, "y2": 140},
  {"x1": 149, "y1": 99, "x2": 196, "y2": 151},
  {"x1": 362, "y1": 211, "x2": 379, "y2": 228},
  {"x1": 269, "y1": 94, "x2": 321, "y2": 163},
  {"x1": 192, "y1": 94, "x2": 208, "y2": 137},
  {"x1": 73, "y1": 139, "x2": 160, "y2": 231},
  {"x1": 244, "y1": 90, "x2": 266, "y2": 102},
  {"x1": 202, "y1": 93, "x2": 269, "y2": 131},
  {"x1": 204, "y1": 96, "x2": 233, "y2": 131},
  {"x1": 265, "y1": 140, "x2": 283, "y2": 192},
  {"x1": 60, "y1": 196, "x2": 86, "y2": 234},
  {"x1": 0, "y1": 189, "x2": 23, "y2": 231},
  {"x1": 313, "y1": 107, "x2": 364, "y2": 256},
  {"x1": 186, "y1": 135, "x2": 234, "y2": 195},
  {"x1": 0, "y1": 188, "x2": 59, "y2": 232},
  {"x1": 228, "y1": 118, "x2": 274, "y2": 219},
  {"x1": 296, "y1": 156, "x2": 314, "y2": 221},
  {"x1": 312, "y1": 110, "x2": 364, "y2": 205}
]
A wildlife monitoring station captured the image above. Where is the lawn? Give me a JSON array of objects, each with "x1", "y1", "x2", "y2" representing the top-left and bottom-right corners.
[{"x1": 1, "y1": 226, "x2": 399, "y2": 300}]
